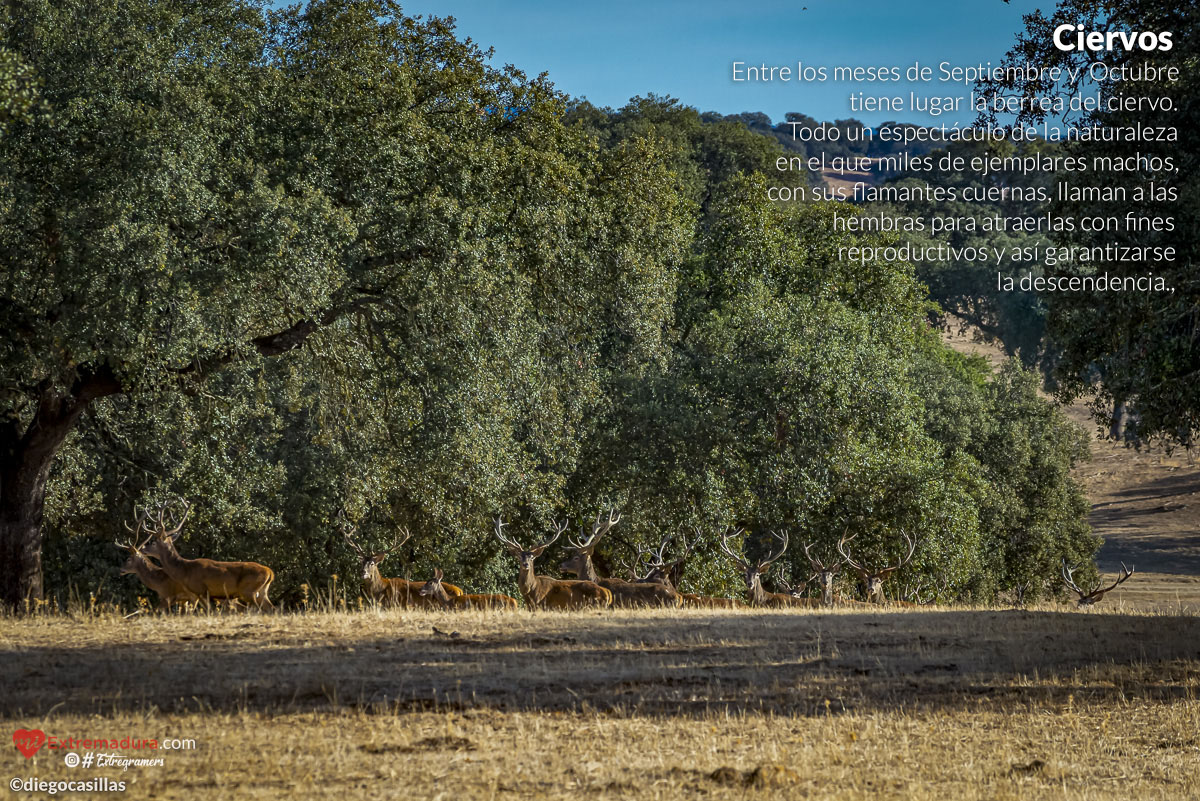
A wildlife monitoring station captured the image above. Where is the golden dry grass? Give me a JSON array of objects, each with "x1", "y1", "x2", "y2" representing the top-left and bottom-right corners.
[{"x1": 3, "y1": 606, "x2": 1198, "y2": 799}]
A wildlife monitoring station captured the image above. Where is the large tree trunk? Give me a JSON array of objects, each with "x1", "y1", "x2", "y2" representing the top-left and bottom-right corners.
[{"x1": 0, "y1": 386, "x2": 94, "y2": 607}]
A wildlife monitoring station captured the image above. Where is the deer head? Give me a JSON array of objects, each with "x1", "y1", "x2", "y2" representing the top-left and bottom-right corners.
[
  {"x1": 494, "y1": 517, "x2": 566, "y2": 574},
  {"x1": 558, "y1": 509, "x2": 621, "y2": 579},
  {"x1": 837, "y1": 530, "x2": 915, "y2": 603},
  {"x1": 116, "y1": 513, "x2": 159, "y2": 576},
  {"x1": 803, "y1": 541, "x2": 843, "y2": 606},
  {"x1": 636, "y1": 529, "x2": 697, "y2": 588},
  {"x1": 419, "y1": 568, "x2": 451, "y2": 603},
  {"x1": 137, "y1": 500, "x2": 193, "y2": 563},
  {"x1": 339, "y1": 512, "x2": 411, "y2": 584},
  {"x1": 718, "y1": 528, "x2": 790, "y2": 602}
]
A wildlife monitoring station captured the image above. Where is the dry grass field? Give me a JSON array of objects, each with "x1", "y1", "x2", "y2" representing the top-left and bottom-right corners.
[
  {"x1": 3, "y1": 606, "x2": 1199, "y2": 800},
  {"x1": 1, "y1": 326, "x2": 1196, "y2": 799}
]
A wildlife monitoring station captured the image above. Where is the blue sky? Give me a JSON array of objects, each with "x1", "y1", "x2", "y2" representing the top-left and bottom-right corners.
[{"x1": 399, "y1": 0, "x2": 1054, "y2": 125}]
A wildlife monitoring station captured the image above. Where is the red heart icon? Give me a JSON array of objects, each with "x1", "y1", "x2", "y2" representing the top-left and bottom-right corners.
[{"x1": 13, "y1": 729, "x2": 46, "y2": 758}]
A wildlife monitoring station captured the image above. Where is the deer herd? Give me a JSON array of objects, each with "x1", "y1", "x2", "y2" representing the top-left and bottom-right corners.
[{"x1": 116, "y1": 503, "x2": 1135, "y2": 613}]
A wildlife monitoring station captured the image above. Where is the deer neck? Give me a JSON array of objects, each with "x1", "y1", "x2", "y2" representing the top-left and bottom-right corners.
[
  {"x1": 131, "y1": 554, "x2": 170, "y2": 589},
  {"x1": 364, "y1": 564, "x2": 386, "y2": 597},
  {"x1": 430, "y1": 582, "x2": 452, "y2": 605},
  {"x1": 820, "y1": 573, "x2": 835, "y2": 605},
  {"x1": 518, "y1": 562, "x2": 546, "y2": 601},
  {"x1": 577, "y1": 553, "x2": 599, "y2": 582},
  {"x1": 748, "y1": 573, "x2": 769, "y2": 606},
  {"x1": 153, "y1": 541, "x2": 189, "y2": 572}
]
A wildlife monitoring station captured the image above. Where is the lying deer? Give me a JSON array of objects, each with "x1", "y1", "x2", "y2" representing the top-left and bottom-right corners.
[
  {"x1": 138, "y1": 502, "x2": 275, "y2": 611},
  {"x1": 802, "y1": 540, "x2": 870, "y2": 607},
  {"x1": 494, "y1": 518, "x2": 612, "y2": 610},
  {"x1": 419, "y1": 569, "x2": 518, "y2": 610},
  {"x1": 558, "y1": 510, "x2": 681, "y2": 607},
  {"x1": 719, "y1": 528, "x2": 819, "y2": 608},
  {"x1": 340, "y1": 514, "x2": 463, "y2": 609},
  {"x1": 637, "y1": 531, "x2": 743, "y2": 608},
  {"x1": 1062, "y1": 560, "x2": 1135, "y2": 606},
  {"x1": 838, "y1": 531, "x2": 916, "y2": 605}
]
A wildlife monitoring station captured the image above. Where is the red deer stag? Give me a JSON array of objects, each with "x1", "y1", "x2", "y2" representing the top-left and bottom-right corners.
[
  {"x1": 837, "y1": 531, "x2": 916, "y2": 605},
  {"x1": 1061, "y1": 561, "x2": 1135, "y2": 606},
  {"x1": 339, "y1": 515, "x2": 463, "y2": 609},
  {"x1": 558, "y1": 511, "x2": 681, "y2": 608},
  {"x1": 140, "y1": 502, "x2": 275, "y2": 611},
  {"x1": 116, "y1": 526, "x2": 200, "y2": 612},
  {"x1": 718, "y1": 528, "x2": 819, "y2": 608},
  {"x1": 803, "y1": 540, "x2": 872, "y2": 607},
  {"x1": 493, "y1": 518, "x2": 612, "y2": 610},
  {"x1": 419, "y1": 569, "x2": 518, "y2": 611},
  {"x1": 638, "y1": 532, "x2": 743, "y2": 608}
]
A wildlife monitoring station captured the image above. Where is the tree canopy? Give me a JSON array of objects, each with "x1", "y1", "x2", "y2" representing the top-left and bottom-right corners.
[{"x1": 2, "y1": 0, "x2": 1096, "y2": 608}]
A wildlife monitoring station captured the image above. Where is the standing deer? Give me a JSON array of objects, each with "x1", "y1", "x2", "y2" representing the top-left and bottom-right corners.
[
  {"x1": 558, "y1": 511, "x2": 681, "y2": 608},
  {"x1": 419, "y1": 569, "x2": 518, "y2": 610},
  {"x1": 1061, "y1": 561, "x2": 1135, "y2": 606},
  {"x1": 837, "y1": 531, "x2": 916, "y2": 605},
  {"x1": 493, "y1": 518, "x2": 612, "y2": 610},
  {"x1": 339, "y1": 516, "x2": 463, "y2": 609},
  {"x1": 139, "y1": 502, "x2": 275, "y2": 611},
  {"x1": 116, "y1": 531, "x2": 200, "y2": 612},
  {"x1": 718, "y1": 528, "x2": 819, "y2": 608}
]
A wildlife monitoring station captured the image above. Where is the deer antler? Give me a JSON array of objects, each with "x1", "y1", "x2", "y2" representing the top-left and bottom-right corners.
[
  {"x1": 875, "y1": 530, "x2": 916, "y2": 578},
  {"x1": 804, "y1": 540, "x2": 841, "y2": 573},
  {"x1": 493, "y1": 517, "x2": 522, "y2": 553},
  {"x1": 384, "y1": 525, "x2": 412, "y2": 557},
  {"x1": 838, "y1": 530, "x2": 915, "y2": 577},
  {"x1": 121, "y1": 506, "x2": 157, "y2": 551},
  {"x1": 494, "y1": 517, "x2": 568, "y2": 554},
  {"x1": 539, "y1": 519, "x2": 570, "y2": 552},
  {"x1": 338, "y1": 510, "x2": 366, "y2": 557},
  {"x1": 717, "y1": 527, "x2": 750, "y2": 570},
  {"x1": 759, "y1": 530, "x2": 790, "y2": 571},
  {"x1": 569, "y1": 509, "x2": 621, "y2": 553},
  {"x1": 836, "y1": 532, "x2": 865, "y2": 574},
  {"x1": 1062, "y1": 560, "x2": 1135, "y2": 605},
  {"x1": 161, "y1": 500, "x2": 191, "y2": 540}
]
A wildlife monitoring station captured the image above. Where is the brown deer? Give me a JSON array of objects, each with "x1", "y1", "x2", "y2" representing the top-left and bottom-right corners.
[
  {"x1": 718, "y1": 528, "x2": 819, "y2": 608},
  {"x1": 139, "y1": 502, "x2": 275, "y2": 611},
  {"x1": 493, "y1": 517, "x2": 612, "y2": 610},
  {"x1": 802, "y1": 539, "x2": 872, "y2": 607},
  {"x1": 339, "y1": 516, "x2": 463, "y2": 609},
  {"x1": 635, "y1": 529, "x2": 698, "y2": 590},
  {"x1": 419, "y1": 569, "x2": 518, "y2": 611},
  {"x1": 1061, "y1": 561, "x2": 1135, "y2": 606},
  {"x1": 116, "y1": 532, "x2": 200, "y2": 612},
  {"x1": 837, "y1": 531, "x2": 916, "y2": 605},
  {"x1": 558, "y1": 510, "x2": 681, "y2": 608},
  {"x1": 637, "y1": 532, "x2": 743, "y2": 608}
]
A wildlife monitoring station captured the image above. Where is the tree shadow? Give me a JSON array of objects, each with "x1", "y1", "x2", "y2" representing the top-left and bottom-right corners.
[{"x1": 2, "y1": 610, "x2": 1197, "y2": 720}]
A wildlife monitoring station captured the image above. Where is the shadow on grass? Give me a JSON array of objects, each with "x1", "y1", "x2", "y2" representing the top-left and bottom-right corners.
[{"x1": 3, "y1": 610, "x2": 1198, "y2": 719}]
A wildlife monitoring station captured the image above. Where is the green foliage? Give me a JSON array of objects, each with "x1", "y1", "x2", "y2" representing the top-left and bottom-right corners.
[{"x1": 2, "y1": 1, "x2": 1097, "y2": 607}]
